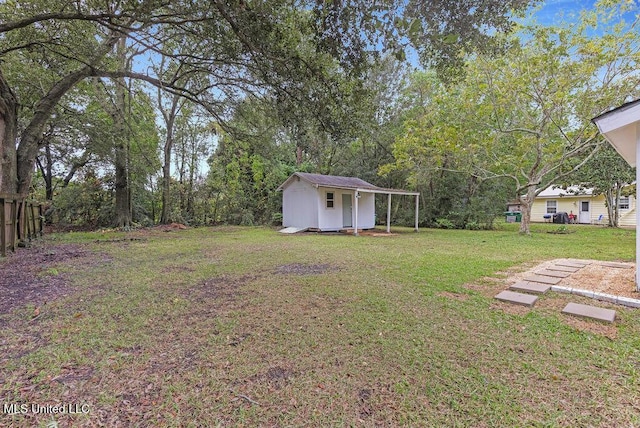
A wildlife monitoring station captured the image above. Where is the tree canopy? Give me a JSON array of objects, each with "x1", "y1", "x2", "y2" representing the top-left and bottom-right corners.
[{"x1": 385, "y1": 2, "x2": 640, "y2": 233}]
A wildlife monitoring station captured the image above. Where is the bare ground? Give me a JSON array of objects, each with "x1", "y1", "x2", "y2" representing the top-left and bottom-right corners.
[
  {"x1": 514, "y1": 258, "x2": 638, "y2": 300},
  {"x1": 0, "y1": 242, "x2": 110, "y2": 317}
]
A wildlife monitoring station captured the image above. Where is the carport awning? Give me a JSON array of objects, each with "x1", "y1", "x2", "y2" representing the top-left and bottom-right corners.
[
  {"x1": 314, "y1": 185, "x2": 419, "y2": 197},
  {"x1": 314, "y1": 185, "x2": 419, "y2": 235}
]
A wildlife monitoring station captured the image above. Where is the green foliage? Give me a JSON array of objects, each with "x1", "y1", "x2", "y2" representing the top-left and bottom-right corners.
[
  {"x1": 435, "y1": 218, "x2": 455, "y2": 229},
  {"x1": 385, "y1": 4, "x2": 640, "y2": 233},
  {"x1": 52, "y1": 175, "x2": 114, "y2": 228}
]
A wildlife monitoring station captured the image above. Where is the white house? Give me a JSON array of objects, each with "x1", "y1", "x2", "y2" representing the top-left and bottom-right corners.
[
  {"x1": 531, "y1": 185, "x2": 636, "y2": 226},
  {"x1": 277, "y1": 172, "x2": 420, "y2": 234}
]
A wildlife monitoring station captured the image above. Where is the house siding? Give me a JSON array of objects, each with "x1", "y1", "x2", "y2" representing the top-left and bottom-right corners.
[
  {"x1": 531, "y1": 194, "x2": 636, "y2": 226},
  {"x1": 282, "y1": 178, "x2": 318, "y2": 229},
  {"x1": 317, "y1": 188, "x2": 375, "y2": 231}
]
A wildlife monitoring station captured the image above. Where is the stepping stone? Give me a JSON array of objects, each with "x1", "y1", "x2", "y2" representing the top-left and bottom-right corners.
[
  {"x1": 495, "y1": 290, "x2": 538, "y2": 307},
  {"x1": 523, "y1": 275, "x2": 562, "y2": 285},
  {"x1": 547, "y1": 265, "x2": 581, "y2": 273},
  {"x1": 536, "y1": 269, "x2": 572, "y2": 278},
  {"x1": 555, "y1": 261, "x2": 589, "y2": 268},
  {"x1": 509, "y1": 281, "x2": 550, "y2": 294},
  {"x1": 599, "y1": 262, "x2": 634, "y2": 269},
  {"x1": 562, "y1": 302, "x2": 616, "y2": 323}
]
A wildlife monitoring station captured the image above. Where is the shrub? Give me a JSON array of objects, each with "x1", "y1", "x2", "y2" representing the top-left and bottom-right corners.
[{"x1": 436, "y1": 218, "x2": 455, "y2": 229}]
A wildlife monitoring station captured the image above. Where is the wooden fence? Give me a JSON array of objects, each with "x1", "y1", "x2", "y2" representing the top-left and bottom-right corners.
[{"x1": 1, "y1": 194, "x2": 44, "y2": 257}]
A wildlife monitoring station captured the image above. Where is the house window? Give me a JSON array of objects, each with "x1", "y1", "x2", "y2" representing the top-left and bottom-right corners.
[
  {"x1": 546, "y1": 200, "x2": 557, "y2": 214},
  {"x1": 619, "y1": 196, "x2": 630, "y2": 210},
  {"x1": 326, "y1": 192, "x2": 334, "y2": 208}
]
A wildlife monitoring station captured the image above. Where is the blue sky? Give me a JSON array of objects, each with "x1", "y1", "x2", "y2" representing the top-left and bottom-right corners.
[
  {"x1": 535, "y1": 0, "x2": 598, "y2": 23},
  {"x1": 532, "y1": 0, "x2": 638, "y2": 25}
]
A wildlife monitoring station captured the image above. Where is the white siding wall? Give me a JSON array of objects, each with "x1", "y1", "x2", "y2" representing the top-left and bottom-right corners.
[
  {"x1": 356, "y1": 192, "x2": 375, "y2": 229},
  {"x1": 282, "y1": 179, "x2": 318, "y2": 229},
  {"x1": 317, "y1": 189, "x2": 375, "y2": 231}
]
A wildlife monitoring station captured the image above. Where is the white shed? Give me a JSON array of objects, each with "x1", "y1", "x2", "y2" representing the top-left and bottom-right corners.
[{"x1": 277, "y1": 172, "x2": 420, "y2": 235}]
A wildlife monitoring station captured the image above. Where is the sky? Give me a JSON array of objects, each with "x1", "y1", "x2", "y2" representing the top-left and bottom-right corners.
[
  {"x1": 535, "y1": 0, "x2": 598, "y2": 23},
  {"x1": 531, "y1": 0, "x2": 638, "y2": 25}
]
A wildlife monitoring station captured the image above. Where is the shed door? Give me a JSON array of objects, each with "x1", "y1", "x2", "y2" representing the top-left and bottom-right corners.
[
  {"x1": 342, "y1": 194, "x2": 352, "y2": 227},
  {"x1": 579, "y1": 200, "x2": 590, "y2": 224}
]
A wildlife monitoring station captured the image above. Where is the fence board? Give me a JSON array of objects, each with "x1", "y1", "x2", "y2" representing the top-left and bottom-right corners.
[{"x1": 0, "y1": 195, "x2": 43, "y2": 256}]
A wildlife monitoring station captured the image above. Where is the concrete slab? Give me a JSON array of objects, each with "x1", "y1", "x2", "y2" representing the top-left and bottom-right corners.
[
  {"x1": 555, "y1": 261, "x2": 589, "y2": 268},
  {"x1": 573, "y1": 289, "x2": 595, "y2": 299},
  {"x1": 495, "y1": 290, "x2": 538, "y2": 307},
  {"x1": 562, "y1": 302, "x2": 616, "y2": 323},
  {"x1": 546, "y1": 265, "x2": 581, "y2": 273},
  {"x1": 599, "y1": 262, "x2": 634, "y2": 269},
  {"x1": 279, "y1": 227, "x2": 308, "y2": 234},
  {"x1": 523, "y1": 275, "x2": 562, "y2": 285},
  {"x1": 509, "y1": 281, "x2": 550, "y2": 294},
  {"x1": 594, "y1": 292, "x2": 618, "y2": 304},
  {"x1": 616, "y1": 296, "x2": 640, "y2": 308},
  {"x1": 536, "y1": 269, "x2": 572, "y2": 278}
]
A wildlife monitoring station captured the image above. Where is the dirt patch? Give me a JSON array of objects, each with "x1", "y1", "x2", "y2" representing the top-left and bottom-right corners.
[
  {"x1": 184, "y1": 275, "x2": 255, "y2": 304},
  {"x1": 438, "y1": 291, "x2": 469, "y2": 301},
  {"x1": 562, "y1": 262, "x2": 636, "y2": 299},
  {"x1": 0, "y1": 243, "x2": 109, "y2": 316},
  {"x1": 274, "y1": 263, "x2": 339, "y2": 275},
  {"x1": 489, "y1": 301, "x2": 532, "y2": 316},
  {"x1": 563, "y1": 316, "x2": 618, "y2": 339}
]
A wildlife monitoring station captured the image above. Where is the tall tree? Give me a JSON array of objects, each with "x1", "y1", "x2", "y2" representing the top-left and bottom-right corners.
[
  {"x1": 0, "y1": 0, "x2": 535, "y2": 204},
  {"x1": 388, "y1": 4, "x2": 640, "y2": 233}
]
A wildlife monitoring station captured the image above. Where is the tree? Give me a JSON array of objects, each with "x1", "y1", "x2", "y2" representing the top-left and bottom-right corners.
[
  {"x1": 0, "y1": 0, "x2": 535, "y2": 206},
  {"x1": 387, "y1": 3, "x2": 640, "y2": 233}
]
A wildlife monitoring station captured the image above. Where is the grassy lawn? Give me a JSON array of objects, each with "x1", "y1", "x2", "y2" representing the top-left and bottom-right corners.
[{"x1": 1, "y1": 223, "x2": 639, "y2": 426}]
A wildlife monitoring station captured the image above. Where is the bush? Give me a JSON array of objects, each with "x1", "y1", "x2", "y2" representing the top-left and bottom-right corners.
[
  {"x1": 270, "y1": 212, "x2": 283, "y2": 226},
  {"x1": 436, "y1": 218, "x2": 455, "y2": 229},
  {"x1": 464, "y1": 221, "x2": 481, "y2": 230}
]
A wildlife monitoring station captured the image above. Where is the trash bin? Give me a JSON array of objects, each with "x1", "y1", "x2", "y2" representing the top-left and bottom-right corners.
[
  {"x1": 514, "y1": 212, "x2": 522, "y2": 222},
  {"x1": 504, "y1": 212, "x2": 519, "y2": 223}
]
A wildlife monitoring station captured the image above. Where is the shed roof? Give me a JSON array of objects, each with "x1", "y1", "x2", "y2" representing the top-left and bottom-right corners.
[{"x1": 277, "y1": 172, "x2": 419, "y2": 196}]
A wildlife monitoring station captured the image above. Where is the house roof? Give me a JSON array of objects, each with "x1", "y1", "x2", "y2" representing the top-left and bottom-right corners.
[
  {"x1": 277, "y1": 172, "x2": 419, "y2": 196},
  {"x1": 592, "y1": 98, "x2": 640, "y2": 167},
  {"x1": 537, "y1": 185, "x2": 594, "y2": 198}
]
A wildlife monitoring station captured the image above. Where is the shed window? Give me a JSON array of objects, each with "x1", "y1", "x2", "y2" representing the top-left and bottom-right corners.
[
  {"x1": 546, "y1": 200, "x2": 557, "y2": 214},
  {"x1": 619, "y1": 196, "x2": 630, "y2": 210},
  {"x1": 326, "y1": 192, "x2": 334, "y2": 208}
]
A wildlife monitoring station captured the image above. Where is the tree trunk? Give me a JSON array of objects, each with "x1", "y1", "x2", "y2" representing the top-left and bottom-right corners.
[
  {"x1": 5, "y1": 32, "x2": 122, "y2": 196},
  {"x1": 0, "y1": 70, "x2": 19, "y2": 194},
  {"x1": 518, "y1": 186, "x2": 537, "y2": 234},
  {"x1": 36, "y1": 143, "x2": 53, "y2": 200},
  {"x1": 613, "y1": 185, "x2": 622, "y2": 227},
  {"x1": 114, "y1": 38, "x2": 131, "y2": 229},
  {"x1": 160, "y1": 131, "x2": 173, "y2": 224},
  {"x1": 159, "y1": 94, "x2": 180, "y2": 224},
  {"x1": 605, "y1": 188, "x2": 616, "y2": 227}
]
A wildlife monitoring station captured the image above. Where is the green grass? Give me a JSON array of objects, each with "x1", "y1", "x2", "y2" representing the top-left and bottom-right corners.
[{"x1": 1, "y1": 223, "x2": 639, "y2": 427}]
